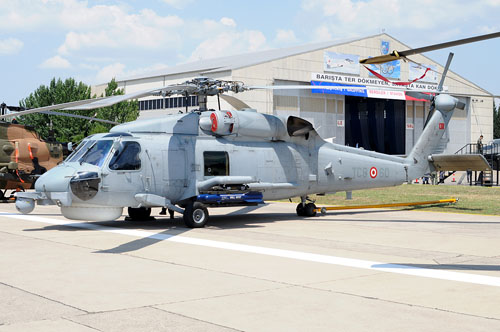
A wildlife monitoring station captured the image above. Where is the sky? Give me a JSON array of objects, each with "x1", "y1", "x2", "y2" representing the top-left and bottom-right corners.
[{"x1": 1, "y1": 0, "x2": 499, "y2": 106}]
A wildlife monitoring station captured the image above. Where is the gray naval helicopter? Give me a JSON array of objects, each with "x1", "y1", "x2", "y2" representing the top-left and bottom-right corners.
[{"x1": 9, "y1": 32, "x2": 500, "y2": 228}]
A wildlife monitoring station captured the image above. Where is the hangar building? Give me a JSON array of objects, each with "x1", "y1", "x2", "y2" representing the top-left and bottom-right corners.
[{"x1": 92, "y1": 33, "x2": 494, "y2": 156}]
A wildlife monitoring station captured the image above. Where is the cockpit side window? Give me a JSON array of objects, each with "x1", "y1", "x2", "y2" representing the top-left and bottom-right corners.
[
  {"x1": 204, "y1": 151, "x2": 229, "y2": 176},
  {"x1": 109, "y1": 141, "x2": 141, "y2": 171},
  {"x1": 79, "y1": 140, "x2": 113, "y2": 167}
]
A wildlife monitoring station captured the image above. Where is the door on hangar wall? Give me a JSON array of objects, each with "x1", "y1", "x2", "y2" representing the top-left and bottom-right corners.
[{"x1": 345, "y1": 96, "x2": 405, "y2": 155}]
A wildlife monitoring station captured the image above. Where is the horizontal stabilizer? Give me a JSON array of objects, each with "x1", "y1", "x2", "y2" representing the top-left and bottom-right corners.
[{"x1": 429, "y1": 154, "x2": 492, "y2": 171}]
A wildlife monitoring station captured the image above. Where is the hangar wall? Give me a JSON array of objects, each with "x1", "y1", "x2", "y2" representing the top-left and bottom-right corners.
[
  {"x1": 228, "y1": 34, "x2": 492, "y2": 154},
  {"x1": 92, "y1": 33, "x2": 494, "y2": 156}
]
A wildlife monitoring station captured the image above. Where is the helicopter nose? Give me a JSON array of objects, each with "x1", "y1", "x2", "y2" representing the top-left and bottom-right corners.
[{"x1": 35, "y1": 164, "x2": 77, "y2": 193}]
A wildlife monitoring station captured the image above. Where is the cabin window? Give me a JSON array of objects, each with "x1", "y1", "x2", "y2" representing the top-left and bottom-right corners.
[
  {"x1": 109, "y1": 142, "x2": 141, "y2": 171},
  {"x1": 204, "y1": 151, "x2": 229, "y2": 176}
]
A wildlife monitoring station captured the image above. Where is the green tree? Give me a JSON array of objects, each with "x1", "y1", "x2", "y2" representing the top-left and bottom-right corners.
[
  {"x1": 19, "y1": 77, "x2": 139, "y2": 143},
  {"x1": 494, "y1": 101, "x2": 500, "y2": 139},
  {"x1": 90, "y1": 78, "x2": 139, "y2": 134}
]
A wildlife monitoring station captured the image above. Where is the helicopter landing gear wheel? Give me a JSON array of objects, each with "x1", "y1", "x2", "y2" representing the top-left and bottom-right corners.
[
  {"x1": 183, "y1": 202, "x2": 209, "y2": 228},
  {"x1": 296, "y1": 203, "x2": 306, "y2": 216},
  {"x1": 304, "y1": 203, "x2": 317, "y2": 217},
  {"x1": 127, "y1": 207, "x2": 152, "y2": 221}
]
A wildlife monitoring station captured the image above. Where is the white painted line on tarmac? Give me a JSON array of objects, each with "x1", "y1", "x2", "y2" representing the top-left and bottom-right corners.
[{"x1": 4, "y1": 212, "x2": 500, "y2": 288}]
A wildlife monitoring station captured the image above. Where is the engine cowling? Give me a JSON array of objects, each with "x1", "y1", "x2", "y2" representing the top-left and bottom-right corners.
[{"x1": 200, "y1": 110, "x2": 287, "y2": 140}]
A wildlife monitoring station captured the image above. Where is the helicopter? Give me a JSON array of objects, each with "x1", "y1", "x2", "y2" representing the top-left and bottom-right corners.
[
  {"x1": 0, "y1": 102, "x2": 119, "y2": 200},
  {"x1": 7, "y1": 32, "x2": 499, "y2": 228}
]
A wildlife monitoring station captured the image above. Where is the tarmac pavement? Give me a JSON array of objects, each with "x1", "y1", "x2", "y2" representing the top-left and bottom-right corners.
[{"x1": 1, "y1": 201, "x2": 500, "y2": 331}]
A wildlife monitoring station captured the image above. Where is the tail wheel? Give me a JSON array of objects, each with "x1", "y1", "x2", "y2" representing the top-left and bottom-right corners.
[
  {"x1": 304, "y1": 203, "x2": 317, "y2": 217},
  {"x1": 127, "y1": 207, "x2": 152, "y2": 220},
  {"x1": 184, "y1": 202, "x2": 209, "y2": 228}
]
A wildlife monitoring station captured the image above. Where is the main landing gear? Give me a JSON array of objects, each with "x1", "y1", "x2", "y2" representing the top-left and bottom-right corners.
[
  {"x1": 126, "y1": 207, "x2": 153, "y2": 221},
  {"x1": 183, "y1": 201, "x2": 209, "y2": 228},
  {"x1": 125, "y1": 200, "x2": 210, "y2": 228},
  {"x1": 296, "y1": 196, "x2": 317, "y2": 217}
]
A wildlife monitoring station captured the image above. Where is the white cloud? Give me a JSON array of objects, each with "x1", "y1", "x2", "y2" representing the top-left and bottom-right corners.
[
  {"x1": 161, "y1": 0, "x2": 194, "y2": 9},
  {"x1": 39, "y1": 55, "x2": 71, "y2": 69},
  {"x1": 0, "y1": 1, "x2": 50, "y2": 31},
  {"x1": 79, "y1": 63, "x2": 100, "y2": 71},
  {"x1": 300, "y1": 0, "x2": 500, "y2": 42},
  {"x1": 275, "y1": 29, "x2": 298, "y2": 44},
  {"x1": 0, "y1": 38, "x2": 23, "y2": 55},
  {"x1": 58, "y1": 31, "x2": 118, "y2": 55},
  {"x1": 220, "y1": 17, "x2": 237, "y2": 27},
  {"x1": 163, "y1": 0, "x2": 194, "y2": 9},
  {"x1": 0, "y1": 0, "x2": 184, "y2": 56},
  {"x1": 121, "y1": 63, "x2": 170, "y2": 79},
  {"x1": 313, "y1": 25, "x2": 332, "y2": 42},
  {"x1": 56, "y1": 6, "x2": 184, "y2": 55},
  {"x1": 188, "y1": 30, "x2": 267, "y2": 62},
  {"x1": 95, "y1": 62, "x2": 169, "y2": 84},
  {"x1": 96, "y1": 63, "x2": 126, "y2": 83}
]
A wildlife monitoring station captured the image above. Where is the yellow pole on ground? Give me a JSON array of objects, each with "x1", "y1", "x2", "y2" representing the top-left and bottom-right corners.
[{"x1": 316, "y1": 198, "x2": 457, "y2": 214}]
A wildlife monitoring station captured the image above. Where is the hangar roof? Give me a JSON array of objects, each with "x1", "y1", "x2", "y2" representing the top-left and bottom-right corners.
[
  {"x1": 123, "y1": 35, "x2": 375, "y2": 81},
  {"x1": 117, "y1": 34, "x2": 490, "y2": 95}
]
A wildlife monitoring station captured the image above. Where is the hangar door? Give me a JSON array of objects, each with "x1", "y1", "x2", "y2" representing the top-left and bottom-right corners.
[{"x1": 345, "y1": 96, "x2": 405, "y2": 155}]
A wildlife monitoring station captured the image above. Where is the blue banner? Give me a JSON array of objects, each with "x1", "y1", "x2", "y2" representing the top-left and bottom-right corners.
[{"x1": 311, "y1": 81, "x2": 367, "y2": 98}]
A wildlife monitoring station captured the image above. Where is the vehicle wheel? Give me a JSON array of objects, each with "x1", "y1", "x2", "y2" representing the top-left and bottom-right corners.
[
  {"x1": 127, "y1": 207, "x2": 151, "y2": 220},
  {"x1": 184, "y1": 202, "x2": 209, "y2": 228},
  {"x1": 296, "y1": 203, "x2": 306, "y2": 216},
  {"x1": 304, "y1": 203, "x2": 317, "y2": 217}
]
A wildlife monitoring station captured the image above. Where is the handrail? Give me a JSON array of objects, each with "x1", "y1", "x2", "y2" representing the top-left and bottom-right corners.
[{"x1": 455, "y1": 143, "x2": 500, "y2": 155}]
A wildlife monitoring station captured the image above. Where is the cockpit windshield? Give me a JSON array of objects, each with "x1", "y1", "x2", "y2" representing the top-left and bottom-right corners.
[
  {"x1": 77, "y1": 140, "x2": 113, "y2": 167},
  {"x1": 66, "y1": 140, "x2": 93, "y2": 162}
]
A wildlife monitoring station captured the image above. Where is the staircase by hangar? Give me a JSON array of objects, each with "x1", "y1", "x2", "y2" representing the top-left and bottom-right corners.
[{"x1": 453, "y1": 142, "x2": 500, "y2": 186}]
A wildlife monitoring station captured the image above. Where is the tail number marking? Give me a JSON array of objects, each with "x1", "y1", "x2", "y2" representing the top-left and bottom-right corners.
[{"x1": 353, "y1": 167, "x2": 388, "y2": 178}]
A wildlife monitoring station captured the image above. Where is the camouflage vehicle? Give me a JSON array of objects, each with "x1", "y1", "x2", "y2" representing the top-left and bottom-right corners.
[
  {"x1": 0, "y1": 103, "x2": 117, "y2": 200},
  {"x1": 0, "y1": 119, "x2": 63, "y2": 198}
]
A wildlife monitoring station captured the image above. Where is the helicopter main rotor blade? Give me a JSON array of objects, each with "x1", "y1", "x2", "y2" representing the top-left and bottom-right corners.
[
  {"x1": 0, "y1": 97, "x2": 107, "y2": 120},
  {"x1": 0, "y1": 83, "x2": 199, "y2": 120},
  {"x1": 220, "y1": 94, "x2": 251, "y2": 110},
  {"x1": 63, "y1": 84, "x2": 199, "y2": 110},
  {"x1": 40, "y1": 111, "x2": 120, "y2": 125},
  {"x1": 360, "y1": 31, "x2": 500, "y2": 64}
]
